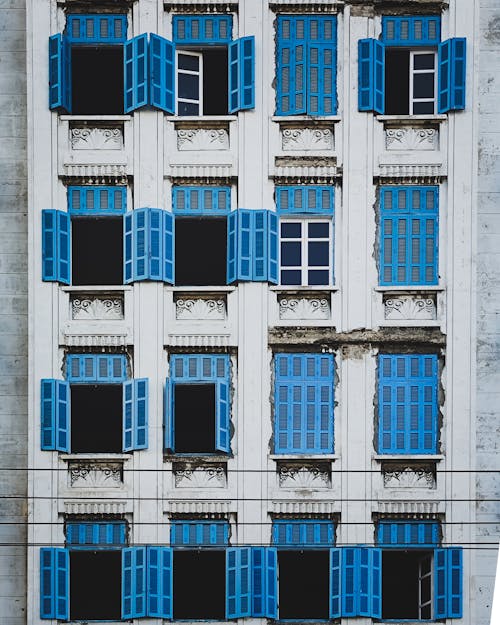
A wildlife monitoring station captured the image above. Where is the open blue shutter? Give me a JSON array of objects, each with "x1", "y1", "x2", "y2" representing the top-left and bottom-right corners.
[
  {"x1": 42, "y1": 210, "x2": 70, "y2": 284},
  {"x1": 358, "y1": 39, "x2": 385, "y2": 113},
  {"x1": 40, "y1": 379, "x2": 70, "y2": 452},
  {"x1": 149, "y1": 34, "x2": 175, "y2": 113},
  {"x1": 163, "y1": 211, "x2": 175, "y2": 284},
  {"x1": 251, "y1": 547, "x2": 277, "y2": 618},
  {"x1": 438, "y1": 38, "x2": 466, "y2": 113},
  {"x1": 124, "y1": 212, "x2": 133, "y2": 283},
  {"x1": 122, "y1": 547, "x2": 147, "y2": 619},
  {"x1": 123, "y1": 380, "x2": 133, "y2": 451},
  {"x1": 238, "y1": 210, "x2": 252, "y2": 281},
  {"x1": 48, "y1": 34, "x2": 71, "y2": 112},
  {"x1": 227, "y1": 210, "x2": 238, "y2": 284},
  {"x1": 342, "y1": 547, "x2": 357, "y2": 616},
  {"x1": 358, "y1": 548, "x2": 381, "y2": 618},
  {"x1": 435, "y1": 548, "x2": 447, "y2": 618},
  {"x1": 135, "y1": 209, "x2": 147, "y2": 280},
  {"x1": 226, "y1": 547, "x2": 252, "y2": 619},
  {"x1": 435, "y1": 548, "x2": 463, "y2": 618},
  {"x1": 308, "y1": 43, "x2": 337, "y2": 115},
  {"x1": 216, "y1": 379, "x2": 230, "y2": 453},
  {"x1": 164, "y1": 378, "x2": 174, "y2": 452},
  {"x1": 147, "y1": 546, "x2": 173, "y2": 618},
  {"x1": 149, "y1": 209, "x2": 163, "y2": 280},
  {"x1": 124, "y1": 34, "x2": 149, "y2": 113},
  {"x1": 123, "y1": 379, "x2": 148, "y2": 451},
  {"x1": 330, "y1": 548, "x2": 341, "y2": 618},
  {"x1": 56, "y1": 380, "x2": 70, "y2": 452},
  {"x1": 264, "y1": 547, "x2": 278, "y2": 618},
  {"x1": 268, "y1": 211, "x2": 278, "y2": 284},
  {"x1": 253, "y1": 210, "x2": 267, "y2": 281},
  {"x1": 40, "y1": 548, "x2": 69, "y2": 620},
  {"x1": 228, "y1": 37, "x2": 255, "y2": 113},
  {"x1": 57, "y1": 211, "x2": 70, "y2": 284},
  {"x1": 276, "y1": 17, "x2": 306, "y2": 115}
]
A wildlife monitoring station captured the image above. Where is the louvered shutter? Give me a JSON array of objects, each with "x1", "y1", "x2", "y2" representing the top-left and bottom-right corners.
[
  {"x1": 308, "y1": 43, "x2": 337, "y2": 115},
  {"x1": 358, "y1": 39, "x2": 385, "y2": 113},
  {"x1": 122, "y1": 547, "x2": 147, "y2": 619},
  {"x1": 252, "y1": 547, "x2": 278, "y2": 618},
  {"x1": 149, "y1": 208, "x2": 163, "y2": 280},
  {"x1": 358, "y1": 548, "x2": 381, "y2": 618},
  {"x1": 268, "y1": 211, "x2": 278, "y2": 284},
  {"x1": 123, "y1": 379, "x2": 148, "y2": 452},
  {"x1": 40, "y1": 379, "x2": 70, "y2": 452},
  {"x1": 438, "y1": 38, "x2": 466, "y2": 113},
  {"x1": 238, "y1": 210, "x2": 252, "y2": 280},
  {"x1": 124, "y1": 212, "x2": 133, "y2": 283},
  {"x1": 226, "y1": 547, "x2": 252, "y2": 618},
  {"x1": 124, "y1": 34, "x2": 149, "y2": 113},
  {"x1": 42, "y1": 210, "x2": 70, "y2": 284},
  {"x1": 264, "y1": 547, "x2": 278, "y2": 618},
  {"x1": 149, "y1": 34, "x2": 175, "y2": 113},
  {"x1": 329, "y1": 548, "x2": 341, "y2": 618},
  {"x1": 228, "y1": 37, "x2": 255, "y2": 113},
  {"x1": 164, "y1": 378, "x2": 174, "y2": 452},
  {"x1": 48, "y1": 34, "x2": 71, "y2": 112},
  {"x1": 342, "y1": 547, "x2": 357, "y2": 616},
  {"x1": 253, "y1": 210, "x2": 267, "y2": 281},
  {"x1": 147, "y1": 546, "x2": 173, "y2": 618},
  {"x1": 163, "y1": 210, "x2": 175, "y2": 284},
  {"x1": 276, "y1": 16, "x2": 307, "y2": 115},
  {"x1": 216, "y1": 379, "x2": 230, "y2": 453},
  {"x1": 226, "y1": 210, "x2": 238, "y2": 284},
  {"x1": 40, "y1": 548, "x2": 69, "y2": 620},
  {"x1": 435, "y1": 548, "x2": 463, "y2": 618}
]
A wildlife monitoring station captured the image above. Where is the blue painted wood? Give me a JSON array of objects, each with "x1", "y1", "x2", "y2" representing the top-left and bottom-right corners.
[
  {"x1": 238, "y1": 209, "x2": 253, "y2": 280},
  {"x1": 173, "y1": 15, "x2": 232, "y2": 44},
  {"x1": 382, "y1": 16, "x2": 441, "y2": 46},
  {"x1": 380, "y1": 186, "x2": 439, "y2": 286},
  {"x1": 172, "y1": 186, "x2": 231, "y2": 215},
  {"x1": 377, "y1": 521, "x2": 440, "y2": 547},
  {"x1": 227, "y1": 210, "x2": 238, "y2": 284},
  {"x1": 68, "y1": 186, "x2": 126, "y2": 215},
  {"x1": 123, "y1": 379, "x2": 149, "y2": 452},
  {"x1": 341, "y1": 547, "x2": 357, "y2": 616},
  {"x1": 378, "y1": 354, "x2": 438, "y2": 454},
  {"x1": 274, "y1": 353, "x2": 334, "y2": 454},
  {"x1": 122, "y1": 547, "x2": 147, "y2": 619},
  {"x1": 267, "y1": 211, "x2": 278, "y2": 284},
  {"x1": 308, "y1": 42, "x2": 337, "y2": 115},
  {"x1": 66, "y1": 354, "x2": 127, "y2": 383},
  {"x1": 170, "y1": 521, "x2": 229, "y2": 546},
  {"x1": 228, "y1": 37, "x2": 255, "y2": 113},
  {"x1": 40, "y1": 548, "x2": 69, "y2": 620},
  {"x1": 226, "y1": 547, "x2": 252, "y2": 618},
  {"x1": 358, "y1": 38, "x2": 385, "y2": 113},
  {"x1": 272, "y1": 520, "x2": 335, "y2": 547},
  {"x1": 163, "y1": 210, "x2": 175, "y2": 284},
  {"x1": 124, "y1": 211, "x2": 133, "y2": 284},
  {"x1": 435, "y1": 547, "x2": 447, "y2": 618},
  {"x1": 329, "y1": 548, "x2": 341, "y2": 618},
  {"x1": 150, "y1": 34, "x2": 175, "y2": 113},
  {"x1": 264, "y1": 548, "x2": 278, "y2": 618},
  {"x1": 164, "y1": 378, "x2": 174, "y2": 452},
  {"x1": 124, "y1": 34, "x2": 149, "y2": 113},
  {"x1": 40, "y1": 379, "x2": 70, "y2": 452},
  {"x1": 66, "y1": 522, "x2": 127, "y2": 546},
  {"x1": 216, "y1": 379, "x2": 230, "y2": 452},
  {"x1": 170, "y1": 354, "x2": 229, "y2": 382},
  {"x1": 147, "y1": 546, "x2": 173, "y2": 618},
  {"x1": 41, "y1": 210, "x2": 70, "y2": 284},
  {"x1": 435, "y1": 548, "x2": 463, "y2": 618},
  {"x1": 438, "y1": 38, "x2": 467, "y2": 113},
  {"x1": 276, "y1": 16, "x2": 307, "y2": 115},
  {"x1": 276, "y1": 186, "x2": 334, "y2": 214},
  {"x1": 66, "y1": 14, "x2": 127, "y2": 44},
  {"x1": 48, "y1": 34, "x2": 71, "y2": 112}
]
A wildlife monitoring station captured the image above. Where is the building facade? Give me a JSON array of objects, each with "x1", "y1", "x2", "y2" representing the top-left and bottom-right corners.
[{"x1": 7, "y1": 0, "x2": 496, "y2": 624}]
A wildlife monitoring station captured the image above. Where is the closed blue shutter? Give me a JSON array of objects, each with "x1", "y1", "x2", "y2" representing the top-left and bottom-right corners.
[
  {"x1": 251, "y1": 547, "x2": 278, "y2": 618},
  {"x1": 173, "y1": 15, "x2": 232, "y2": 45},
  {"x1": 68, "y1": 186, "x2": 126, "y2": 216},
  {"x1": 66, "y1": 15, "x2": 128, "y2": 44},
  {"x1": 276, "y1": 186, "x2": 335, "y2": 215},
  {"x1": 342, "y1": 547, "x2": 357, "y2": 616},
  {"x1": 48, "y1": 34, "x2": 71, "y2": 112},
  {"x1": 227, "y1": 210, "x2": 238, "y2": 284},
  {"x1": 66, "y1": 354, "x2": 127, "y2": 383},
  {"x1": 40, "y1": 379, "x2": 70, "y2": 452},
  {"x1": 238, "y1": 210, "x2": 252, "y2": 280},
  {"x1": 123, "y1": 378, "x2": 148, "y2": 451},
  {"x1": 268, "y1": 211, "x2": 278, "y2": 284},
  {"x1": 122, "y1": 546, "x2": 147, "y2": 619},
  {"x1": 435, "y1": 547, "x2": 447, "y2": 618},
  {"x1": 276, "y1": 16, "x2": 307, "y2": 115},
  {"x1": 377, "y1": 521, "x2": 440, "y2": 547},
  {"x1": 226, "y1": 547, "x2": 252, "y2": 618},
  {"x1": 173, "y1": 187, "x2": 231, "y2": 215},
  {"x1": 308, "y1": 43, "x2": 337, "y2": 115},
  {"x1": 216, "y1": 379, "x2": 230, "y2": 453},
  {"x1": 164, "y1": 378, "x2": 174, "y2": 452},
  {"x1": 150, "y1": 34, "x2": 175, "y2": 113},
  {"x1": 329, "y1": 548, "x2": 341, "y2": 618},
  {"x1": 358, "y1": 39, "x2": 385, "y2": 113},
  {"x1": 147, "y1": 546, "x2": 173, "y2": 618},
  {"x1": 435, "y1": 548, "x2": 463, "y2": 618},
  {"x1": 149, "y1": 208, "x2": 162, "y2": 280},
  {"x1": 134, "y1": 208, "x2": 147, "y2": 279},
  {"x1": 382, "y1": 16, "x2": 441, "y2": 46},
  {"x1": 171, "y1": 521, "x2": 229, "y2": 546},
  {"x1": 272, "y1": 520, "x2": 334, "y2": 547},
  {"x1": 264, "y1": 547, "x2": 278, "y2": 618},
  {"x1": 66, "y1": 522, "x2": 127, "y2": 546},
  {"x1": 228, "y1": 37, "x2": 255, "y2": 113},
  {"x1": 40, "y1": 548, "x2": 69, "y2": 620},
  {"x1": 42, "y1": 210, "x2": 70, "y2": 284},
  {"x1": 124, "y1": 34, "x2": 149, "y2": 113},
  {"x1": 163, "y1": 210, "x2": 175, "y2": 284},
  {"x1": 438, "y1": 38, "x2": 466, "y2": 113}
]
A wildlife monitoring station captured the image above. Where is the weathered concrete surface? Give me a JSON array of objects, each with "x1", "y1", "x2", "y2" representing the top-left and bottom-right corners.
[
  {"x1": 476, "y1": 2, "x2": 500, "y2": 624},
  {"x1": 0, "y1": 0, "x2": 27, "y2": 623}
]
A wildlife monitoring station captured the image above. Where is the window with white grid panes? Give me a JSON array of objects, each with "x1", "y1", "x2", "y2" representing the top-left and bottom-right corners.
[
  {"x1": 279, "y1": 220, "x2": 332, "y2": 286},
  {"x1": 409, "y1": 50, "x2": 437, "y2": 114}
]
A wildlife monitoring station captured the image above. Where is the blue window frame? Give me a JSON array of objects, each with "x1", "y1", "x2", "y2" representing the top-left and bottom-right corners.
[
  {"x1": 173, "y1": 15, "x2": 232, "y2": 45},
  {"x1": 170, "y1": 520, "x2": 230, "y2": 546},
  {"x1": 68, "y1": 186, "x2": 127, "y2": 216},
  {"x1": 377, "y1": 521, "x2": 440, "y2": 547},
  {"x1": 276, "y1": 185, "x2": 334, "y2": 215},
  {"x1": 272, "y1": 520, "x2": 335, "y2": 547},
  {"x1": 274, "y1": 353, "x2": 334, "y2": 454},
  {"x1": 380, "y1": 185, "x2": 439, "y2": 286},
  {"x1": 66, "y1": 354, "x2": 127, "y2": 383},
  {"x1": 172, "y1": 186, "x2": 231, "y2": 215},
  {"x1": 378, "y1": 354, "x2": 439, "y2": 454},
  {"x1": 66, "y1": 15, "x2": 128, "y2": 44},
  {"x1": 66, "y1": 521, "x2": 127, "y2": 547},
  {"x1": 381, "y1": 16, "x2": 441, "y2": 46},
  {"x1": 276, "y1": 15, "x2": 337, "y2": 115}
]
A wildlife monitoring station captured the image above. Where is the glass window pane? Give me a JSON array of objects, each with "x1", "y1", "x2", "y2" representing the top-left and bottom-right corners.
[
  {"x1": 413, "y1": 53, "x2": 435, "y2": 70},
  {"x1": 177, "y1": 101, "x2": 199, "y2": 116},
  {"x1": 178, "y1": 73, "x2": 199, "y2": 100},
  {"x1": 308, "y1": 270, "x2": 329, "y2": 285},
  {"x1": 281, "y1": 222, "x2": 301, "y2": 238},
  {"x1": 281, "y1": 270, "x2": 302, "y2": 285},
  {"x1": 178, "y1": 54, "x2": 199, "y2": 71},
  {"x1": 308, "y1": 241, "x2": 329, "y2": 266},
  {"x1": 413, "y1": 73, "x2": 435, "y2": 98},
  {"x1": 281, "y1": 241, "x2": 301, "y2": 266},
  {"x1": 308, "y1": 222, "x2": 329, "y2": 238},
  {"x1": 413, "y1": 101, "x2": 435, "y2": 114}
]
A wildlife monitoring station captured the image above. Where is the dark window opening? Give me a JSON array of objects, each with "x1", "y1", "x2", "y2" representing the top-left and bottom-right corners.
[
  {"x1": 71, "y1": 385, "x2": 122, "y2": 453},
  {"x1": 385, "y1": 49, "x2": 410, "y2": 115},
  {"x1": 72, "y1": 217, "x2": 123, "y2": 286},
  {"x1": 174, "y1": 384, "x2": 216, "y2": 454},
  {"x1": 203, "y1": 49, "x2": 228, "y2": 115},
  {"x1": 278, "y1": 550, "x2": 330, "y2": 620},
  {"x1": 382, "y1": 550, "x2": 433, "y2": 620},
  {"x1": 177, "y1": 48, "x2": 228, "y2": 116},
  {"x1": 174, "y1": 550, "x2": 225, "y2": 619},
  {"x1": 70, "y1": 550, "x2": 121, "y2": 621},
  {"x1": 72, "y1": 47, "x2": 124, "y2": 115},
  {"x1": 175, "y1": 217, "x2": 227, "y2": 286}
]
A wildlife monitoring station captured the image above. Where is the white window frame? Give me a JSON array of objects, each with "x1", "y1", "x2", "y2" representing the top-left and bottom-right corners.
[
  {"x1": 409, "y1": 50, "x2": 437, "y2": 115},
  {"x1": 176, "y1": 49, "x2": 203, "y2": 116},
  {"x1": 418, "y1": 552, "x2": 433, "y2": 620},
  {"x1": 279, "y1": 218, "x2": 333, "y2": 287}
]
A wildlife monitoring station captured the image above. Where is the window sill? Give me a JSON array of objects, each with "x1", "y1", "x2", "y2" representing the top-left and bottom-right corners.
[
  {"x1": 374, "y1": 285, "x2": 445, "y2": 292},
  {"x1": 270, "y1": 454, "x2": 338, "y2": 461},
  {"x1": 61, "y1": 285, "x2": 133, "y2": 292},
  {"x1": 60, "y1": 115, "x2": 132, "y2": 122},
  {"x1": 169, "y1": 285, "x2": 237, "y2": 292},
  {"x1": 376, "y1": 114, "x2": 447, "y2": 125},
  {"x1": 171, "y1": 115, "x2": 238, "y2": 123},
  {"x1": 270, "y1": 286, "x2": 338, "y2": 292},
  {"x1": 165, "y1": 454, "x2": 231, "y2": 462},
  {"x1": 272, "y1": 115, "x2": 341, "y2": 123},
  {"x1": 60, "y1": 453, "x2": 131, "y2": 461},
  {"x1": 373, "y1": 454, "x2": 444, "y2": 462}
]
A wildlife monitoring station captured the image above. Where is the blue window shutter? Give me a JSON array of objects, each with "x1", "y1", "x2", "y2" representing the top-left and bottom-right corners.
[
  {"x1": 124, "y1": 212, "x2": 133, "y2": 284},
  {"x1": 123, "y1": 379, "x2": 148, "y2": 451},
  {"x1": 272, "y1": 520, "x2": 334, "y2": 547},
  {"x1": 435, "y1": 548, "x2": 463, "y2": 618},
  {"x1": 66, "y1": 15, "x2": 128, "y2": 44},
  {"x1": 216, "y1": 379, "x2": 230, "y2": 453},
  {"x1": 66, "y1": 354, "x2": 127, "y2": 383},
  {"x1": 358, "y1": 39, "x2": 385, "y2": 113},
  {"x1": 238, "y1": 210, "x2": 252, "y2": 281},
  {"x1": 227, "y1": 210, "x2": 238, "y2": 284},
  {"x1": 42, "y1": 210, "x2": 70, "y2": 284},
  {"x1": 358, "y1": 548, "x2": 381, "y2": 618},
  {"x1": 342, "y1": 547, "x2": 358, "y2": 616},
  {"x1": 308, "y1": 43, "x2": 337, "y2": 115},
  {"x1": 164, "y1": 378, "x2": 174, "y2": 452},
  {"x1": 55, "y1": 380, "x2": 70, "y2": 452},
  {"x1": 57, "y1": 211, "x2": 71, "y2": 284},
  {"x1": 173, "y1": 15, "x2": 232, "y2": 45},
  {"x1": 66, "y1": 521, "x2": 127, "y2": 546},
  {"x1": 276, "y1": 17, "x2": 307, "y2": 115},
  {"x1": 264, "y1": 547, "x2": 277, "y2": 618},
  {"x1": 163, "y1": 210, "x2": 175, "y2": 284},
  {"x1": 226, "y1": 547, "x2": 252, "y2": 618},
  {"x1": 435, "y1": 548, "x2": 447, "y2": 618},
  {"x1": 40, "y1": 379, "x2": 70, "y2": 452},
  {"x1": 149, "y1": 34, "x2": 175, "y2": 113},
  {"x1": 149, "y1": 209, "x2": 163, "y2": 280},
  {"x1": 68, "y1": 186, "x2": 126, "y2": 216},
  {"x1": 268, "y1": 211, "x2": 278, "y2": 284},
  {"x1": 381, "y1": 16, "x2": 441, "y2": 46},
  {"x1": 147, "y1": 546, "x2": 173, "y2": 618},
  {"x1": 253, "y1": 210, "x2": 267, "y2": 281},
  {"x1": 171, "y1": 521, "x2": 229, "y2": 547},
  {"x1": 228, "y1": 37, "x2": 255, "y2": 113},
  {"x1": 48, "y1": 34, "x2": 71, "y2": 112},
  {"x1": 122, "y1": 546, "x2": 147, "y2": 619},
  {"x1": 251, "y1": 547, "x2": 277, "y2": 618},
  {"x1": 173, "y1": 186, "x2": 231, "y2": 215},
  {"x1": 438, "y1": 38, "x2": 466, "y2": 113},
  {"x1": 329, "y1": 548, "x2": 341, "y2": 618},
  {"x1": 124, "y1": 34, "x2": 149, "y2": 113},
  {"x1": 134, "y1": 208, "x2": 148, "y2": 281},
  {"x1": 377, "y1": 521, "x2": 440, "y2": 547},
  {"x1": 40, "y1": 548, "x2": 69, "y2": 620}
]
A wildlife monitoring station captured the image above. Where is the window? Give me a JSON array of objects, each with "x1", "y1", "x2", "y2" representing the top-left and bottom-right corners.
[
  {"x1": 358, "y1": 16, "x2": 466, "y2": 114},
  {"x1": 378, "y1": 354, "x2": 438, "y2": 454},
  {"x1": 40, "y1": 354, "x2": 148, "y2": 453},
  {"x1": 276, "y1": 15, "x2": 337, "y2": 115},
  {"x1": 377, "y1": 521, "x2": 463, "y2": 620},
  {"x1": 274, "y1": 353, "x2": 334, "y2": 455},
  {"x1": 165, "y1": 354, "x2": 231, "y2": 454},
  {"x1": 176, "y1": 48, "x2": 228, "y2": 116},
  {"x1": 379, "y1": 186, "x2": 439, "y2": 286}
]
